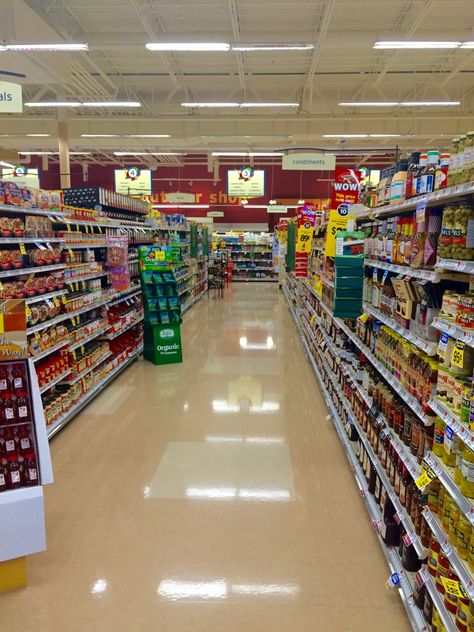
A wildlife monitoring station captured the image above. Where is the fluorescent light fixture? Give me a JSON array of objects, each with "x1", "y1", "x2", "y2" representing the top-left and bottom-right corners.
[
  {"x1": 298, "y1": 199, "x2": 305, "y2": 205},
  {"x1": 323, "y1": 134, "x2": 368, "y2": 138},
  {"x1": 373, "y1": 41, "x2": 461, "y2": 49},
  {"x1": 400, "y1": 101, "x2": 460, "y2": 106},
  {"x1": 369, "y1": 134, "x2": 401, "y2": 137},
  {"x1": 339, "y1": 102, "x2": 398, "y2": 107},
  {"x1": 0, "y1": 161, "x2": 15, "y2": 169},
  {"x1": 68, "y1": 152, "x2": 92, "y2": 155},
  {"x1": 460, "y1": 42, "x2": 474, "y2": 48},
  {"x1": 26, "y1": 133, "x2": 51, "y2": 137},
  {"x1": 211, "y1": 152, "x2": 284, "y2": 157},
  {"x1": 127, "y1": 134, "x2": 171, "y2": 138},
  {"x1": 232, "y1": 43, "x2": 314, "y2": 51},
  {"x1": 247, "y1": 205, "x2": 272, "y2": 208},
  {"x1": 146, "y1": 42, "x2": 230, "y2": 51},
  {"x1": 181, "y1": 102, "x2": 239, "y2": 108},
  {"x1": 82, "y1": 101, "x2": 141, "y2": 107},
  {"x1": 157, "y1": 578, "x2": 229, "y2": 599},
  {"x1": 114, "y1": 152, "x2": 184, "y2": 156},
  {"x1": 25, "y1": 101, "x2": 81, "y2": 107},
  {"x1": 240, "y1": 102, "x2": 299, "y2": 108},
  {"x1": 81, "y1": 133, "x2": 121, "y2": 138},
  {"x1": 19, "y1": 151, "x2": 54, "y2": 155},
  {"x1": 1, "y1": 43, "x2": 88, "y2": 51}
]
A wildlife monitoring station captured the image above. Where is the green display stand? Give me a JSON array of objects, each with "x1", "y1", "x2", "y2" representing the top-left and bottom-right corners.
[
  {"x1": 144, "y1": 323, "x2": 183, "y2": 365},
  {"x1": 286, "y1": 222, "x2": 296, "y2": 271},
  {"x1": 139, "y1": 245, "x2": 184, "y2": 366}
]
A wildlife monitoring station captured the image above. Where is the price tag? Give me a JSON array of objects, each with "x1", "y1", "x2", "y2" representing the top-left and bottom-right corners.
[
  {"x1": 70, "y1": 317, "x2": 77, "y2": 327},
  {"x1": 34, "y1": 331, "x2": 40, "y2": 341},
  {"x1": 25, "y1": 306, "x2": 31, "y2": 319},
  {"x1": 440, "y1": 577, "x2": 469, "y2": 598},
  {"x1": 310, "y1": 314, "x2": 316, "y2": 325},
  {"x1": 61, "y1": 295, "x2": 67, "y2": 305},
  {"x1": 68, "y1": 248, "x2": 74, "y2": 259},
  {"x1": 34, "y1": 241, "x2": 46, "y2": 251},
  {"x1": 85, "y1": 224, "x2": 89, "y2": 234},
  {"x1": 81, "y1": 345, "x2": 85, "y2": 355},
  {"x1": 415, "y1": 470, "x2": 434, "y2": 490},
  {"x1": 71, "y1": 350, "x2": 76, "y2": 361},
  {"x1": 451, "y1": 341, "x2": 465, "y2": 369},
  {"x1": 81, "y1": 281, "x2": 86, "y2": 290},
  {"x1": 403, "y1": 533, "x2": 413, "y2": 547},
  {"x1": 66, "y1": 223, "x2": 71, "y2": 232},
  {"x1": 53, "y1": 297, "x2": 60, "y2": 307},
  {"x1": 387, "y1": 573, "x2": 401, "y2": 588},
  {"x1": 19, "y1": 243, "x2": 26, "y2": 255},
  {"x1": 444, "y1": 425, "x2": 455, "y2": 453}
]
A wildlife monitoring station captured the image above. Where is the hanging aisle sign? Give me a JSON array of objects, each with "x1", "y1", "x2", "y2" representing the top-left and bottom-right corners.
[
  {"x1": 227, "y1": 169, "x2": 265, "y2": 198},
  {"x1": 282, "y1": 153, "x2": 336, "y2": 171},
  {"x1": 0, "y1": 81, "x2": 22, "y2": 113},
  {"x1": 114, "y1": 168, "x2": 151, "y2": 195}
]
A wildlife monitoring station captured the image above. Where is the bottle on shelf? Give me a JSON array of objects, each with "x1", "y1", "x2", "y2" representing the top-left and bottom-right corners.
[{"x1": 406, "y1": 151, "x2": 421, "y2": 199}]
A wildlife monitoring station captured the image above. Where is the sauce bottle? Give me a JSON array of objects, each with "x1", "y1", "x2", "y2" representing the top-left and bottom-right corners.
[
  {"x1": 0, "y1": 365, "x2": 10, "y2": 397},
  {"x1": 469, "y1": 529, "x2": 474, "y2": 573},
  {"x1": 17, "y1": 426, "x2": 34, "y2": 458},
  {"x1": 436, "y1": 552, "x2": 450, "y2": 595},
  {"x1": 414, "y1": 153, "x2": 428, "y2": 196},
  {"x1": 448, "y1": 503, "x2": 460, "y2": 545},
  {"x1": 7, "y1": 460, "x2": 22, "y2": 489},
  {"x1": 11, "y1": 363, "x2": 26, "y2": 395},
  {"x1": 16, "y1": 394, "x2": 30, "y2": 422},
  {"x1": 3, "y1": 427, "x2": 18, "y2": 460},
  {"x1": 423, "y1": 589, "x2": 434, "y2": 626},
  {"x1": 2, "y1": 396, "x2": 16, "y2": 425},
  {"x1": 428, "y1": 537, "x2": 440, "y2": 577},
  {"x1": 401, "y1": 538, "x2": 421, "y2": 572},
  {"x1": 406, "y1": 152, "x2": 421, "y2": 199},
  {"x1": 0, "y1": 462, "x2": 7, "y2": 492},
  {"x1": 23, "y1": 457, "x2": 39, "y2": 486},
  {"x1": 449, "y1": 138, "x2": 460, "y2": 187},
  {"x1": 457, "y1": 513, "x2": 472, "y2": 561},
  {"x1": 461, "y1": 444, "x2": 474, "y2": 499},
  {"x1": 456, "y1": 596, "x2": 470, "y2": 632},
  {"x1": 420, "y1": 150, "x2": 440, "y2": 194},
  {"x1": 445, "y1": 569, "x2": 460, "y2": 614},
  {"x1": 435, "y1": 153, "x2": 451, "y2": 190}
]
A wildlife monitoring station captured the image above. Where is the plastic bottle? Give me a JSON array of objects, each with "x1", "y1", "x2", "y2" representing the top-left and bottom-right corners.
[
  {"x1": 457, "y1": 513, "x2": 472, "y2": 561},
  {"x1": 435, "y1": 153, "x2": 451, "y2": 190}
]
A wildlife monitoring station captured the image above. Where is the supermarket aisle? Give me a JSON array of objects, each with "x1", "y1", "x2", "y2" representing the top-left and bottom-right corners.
[{"x1": 1, "y1": 284, "x2": 410, "y2": 632}]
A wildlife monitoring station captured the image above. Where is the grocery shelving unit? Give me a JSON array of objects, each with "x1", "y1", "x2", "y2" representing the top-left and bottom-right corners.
[{"x1": 220, "y1": 232, "x2": 276, "y2": 282}]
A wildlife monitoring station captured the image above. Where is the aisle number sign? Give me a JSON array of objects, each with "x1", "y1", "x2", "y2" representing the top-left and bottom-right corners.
[
  {"x1": 324, "y1": 207, "x2": 355, "y2": 257},
  {"x1": 296, "y1": 220, "x2": 314, "y2": 254}
]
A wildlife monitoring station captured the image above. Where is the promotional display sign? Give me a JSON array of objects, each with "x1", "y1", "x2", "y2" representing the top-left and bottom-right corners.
[
  {"x1": 114, "y1": 168, "x2": 152, "y2": 196},
  {"x1": 331, "y1": 168, "x2": 362, "y2": 211},
  {"x1": 0, "y1": 81, "x2": 22, "y2": 113},
  {"x1": 144, "y1": 324, "x2": 183, "y2": 365},
  {"x1": 324, "y1": 207, "x2": 356, "y2": 257},
  {"x1": 227, "y1": 168, "x2": 265, "y2": 198},
  {"x1": 282, "y1": 153, "x2": 336, "y2": 171},
  {"x1": 296, "y1": 207, "x2": 316, "y2": 254},
  {"x1": 0, "y1": 300, "x2": 27, "y2": 360}
]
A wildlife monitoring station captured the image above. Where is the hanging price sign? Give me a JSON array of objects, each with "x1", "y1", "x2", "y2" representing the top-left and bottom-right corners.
[
  {"x1": 296, "y1": 220, "x2": 314, "y2": 254},
  {"x1": 440, "y1": 576, "x2": 469, "y2": 598}
]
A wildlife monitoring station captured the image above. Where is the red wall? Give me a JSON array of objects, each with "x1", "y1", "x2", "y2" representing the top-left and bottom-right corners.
[{"x1": 36, "y1": 160, "x2": 336, "y2": 226}]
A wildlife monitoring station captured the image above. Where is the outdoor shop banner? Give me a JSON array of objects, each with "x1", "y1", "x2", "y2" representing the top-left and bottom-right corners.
[{"x1": 331, "y1": 168, "x2": 362, "y2": 211}]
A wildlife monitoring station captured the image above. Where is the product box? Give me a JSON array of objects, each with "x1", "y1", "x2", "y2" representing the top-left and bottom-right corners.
[{"x1": 391, "y1": 278, "x2": 418, "y2": 328}]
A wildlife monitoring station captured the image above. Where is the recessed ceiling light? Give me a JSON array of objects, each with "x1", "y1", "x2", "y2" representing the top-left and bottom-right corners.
[
  {"x1": 81, "y1": 133, "x2": 170, "y2": 138},
  {"x1": 268, "y1": 199, "x2": 277, "y2": 205},
  {"x1": 82, "y1": 101, "x2": 141, "y2": 107},
  {"x1": 146, "y1": 43, "x2": 230, "y2": 51},
  {"x1": 298, "y1": 199, "x2": 305, "y2": 205},
  {"x1": 369, "y1": 134, "x2": 402, "y2": 138},
  {"x1": 26, "y1": 133, "x2": 51, "y2": 137},
  {"x1": 25, "y1": 102, "x2": 82, "y2": 107},
  {"x1": 0, "y1": 43, "x2": 88, "y2": 51},
  {"x1": 373, "y1": 41, "x2": 461, "y2": 49},
  {"x1": 339, "y1": 102, "x2": 399, "y2": 107},
  {"x1": 211, "y1": 152, "x2": 284, "y2": 157},
  {"x1": 232, "y1": 43, "x2": 314, "y2": 51},
  {"x1": 181, "y1": 102, "x2": 239, "y2": 108}
]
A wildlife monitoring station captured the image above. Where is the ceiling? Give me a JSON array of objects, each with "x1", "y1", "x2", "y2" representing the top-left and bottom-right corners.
[{"x1": 1, "y1": 0, "x2": 474, "y2": 168}]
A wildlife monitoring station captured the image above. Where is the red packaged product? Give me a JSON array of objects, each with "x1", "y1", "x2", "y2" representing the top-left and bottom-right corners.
[
  {"x1": 17, "y1": 427, "x2": 34, "y2": 458},
  {"x1": 3, "y1": 427, "x2": 18, "y2": 460},
  {"x1": 7, "y1": 460, "x2": 22, "y2": 489},
  {"x1": 23, "y1": 457, "x2": 39, "y2": 486}
]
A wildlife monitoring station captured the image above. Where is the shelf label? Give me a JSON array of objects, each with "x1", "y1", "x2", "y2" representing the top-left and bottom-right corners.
[
  {"x1": 444, "y1": 425, "x2": 455, "y2": 453},
  {"x1": 66, "y1": 223, "x2": 71, "y2": 232},
  {"x1": 19, "y1": 243, "x2": 26, "y2": 256},
  {"x1": 34, "y1": 241, "x2": 46, "y2": 251},
  {"x1": 53, "y1": 297, "x2": 60, "y2": 307},
  {"x1": 25, "y1": 306, "x2": 31, "y2": 319},
  {"x1": 415, "y1": 468, "x2": 435, "y2": 490},
  {"x1": 387, "y1": 572, "x2": 401, "y2": 588}
]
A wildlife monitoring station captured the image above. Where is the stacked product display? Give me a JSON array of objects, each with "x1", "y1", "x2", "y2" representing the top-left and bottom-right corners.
[
  {"x1": 283, "y1": 165, "x2": 474, "y2": 632},
  {"x1": 0, "y1": 181, "x2": 208, "y2": 439},
  {"x1": 221, "y1": 232, "x2": 276, "y2": 282}
]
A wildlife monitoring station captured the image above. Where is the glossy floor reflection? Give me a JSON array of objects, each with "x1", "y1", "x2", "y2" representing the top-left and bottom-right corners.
[{"x1": 0, "y1": 284, "x2": 411, "y2": 631}]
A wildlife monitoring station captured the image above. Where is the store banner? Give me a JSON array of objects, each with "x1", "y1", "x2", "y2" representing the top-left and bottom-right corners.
[
  {"x1": 114, "y1": 168, "x2": 151, "y2": 196},
  {"x1": 331, "y1": 168, "x2": 362, "y2": 211},
  {"x1": 324, "y1": 207, "x2": 356, "y2": 257},
  {"x1": 282, "y1": 153, "x2": 336, "y2": 171},
  {"x1": 0, "y1": 81, "x2": 22, "y2": 113}
]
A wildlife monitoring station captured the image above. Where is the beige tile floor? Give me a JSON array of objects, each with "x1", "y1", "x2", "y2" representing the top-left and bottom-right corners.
[{"x1": 0, "y1": 283, "x2": 411, "y2": 631}]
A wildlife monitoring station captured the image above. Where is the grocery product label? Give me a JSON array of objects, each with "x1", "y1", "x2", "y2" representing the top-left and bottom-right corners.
[
  {"x1": 5, "y1": 440, "x2": 15, "y2": 451},
  {"x1": 53, "y1": 297, "x2": 60, "y2": 307},
  {"x1": 28, "y1": 467, "x2": 37, "y2": 480},
  {"x1": 5, "y1": 407, "x2": 13, "y2": 419},
  {"x1": 19, "y1": 243, "x2": 26, "y2": 255},
  {"x1": 444, "y1": 425, "x2": 455, "y2": 453},
  {"x1": 0, "y1": 473, "x2": 5, "y2": 486},
  {"x1": 20, "y1": 437, "x2": 30, "y2": 449},
  {"x1": 451, "y1": 341, "x2": 465, "y2": 368},
  {"x1": 0, "y1": 379, "x2": 7, "y2": 391},
  {"x1": 11, "y1": 471, "x2": 20, "y2": 483},
  {"x1": 415, "y1": 467, "x2": 436, "y2": 489},
  {"x1": 13, "y1": 377, "x2": 22, "y2": 389},
  {"x1": 18, "y1": 406, "x2": 27, "y2": 418}
]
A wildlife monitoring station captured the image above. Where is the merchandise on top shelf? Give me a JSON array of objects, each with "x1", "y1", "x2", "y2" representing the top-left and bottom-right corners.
[{"x1": 62, "y1": 187, "x2": 149, "y2": 218}]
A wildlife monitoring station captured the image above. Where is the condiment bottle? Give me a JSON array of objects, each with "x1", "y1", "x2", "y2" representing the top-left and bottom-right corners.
[
  {"x1": 456, "y1": 596, "x2": 470, "y2": 632},
  {"x1": 414, "y1": 153, "x2": 428, "y2": 196},
  {"x1": 469, "y1": 529, "x2": 474, "y2": 573},
  {"x1": 413, "y1": 575, "x2": 426, "y2": 610},
  {"x1": 445, "y1": 569, "x2": 460, "y2": 614},
  {"x1": 435, "y1": 153, "x2": 451, "y2": 190},
  {"x1": 428, "y1": 537, "x2": 440, "y2": 577},
  {"x1": 17, "y1": 427, "x2": 34, "y2": 458},
  {"x1": 461, "y1": 444, "x2": 474, "y2": 499},
  {"x1": 436, "y1": 552, "x2": 450, "y2": 595},
  {"x1": 457, "y1": 513, "x2": 472, "y2": 561},
  {"x1": 23, "y1": 457, "x2": 38, "y2": 486},
  {"x1": 423, "y1": 589, "x2": 434, "y2": 626},
  {"x1": 7, "y1": 460, "x2": 21, "y2": 489},
  {"x1": 11, "y1": 363, "x2": 26, "y2": 395},
  {"x1": 420, "y1": 150, "x2": 440, "y2": 194},
  {"x1": 3, "y1": 427, "x2": 18, "y2": 460},
  {"x1": 449, "y1": 503, "x2": 460, "y2": 545},
  {"x1": 406, "y1": 151, "x2": 421, "y2": 199},
  {"x1": 0, "y1": 365, "x2": 11, "y2": 397},
  {"x1": 0, "y1": 462, "x2": 7, "y2": 492}
]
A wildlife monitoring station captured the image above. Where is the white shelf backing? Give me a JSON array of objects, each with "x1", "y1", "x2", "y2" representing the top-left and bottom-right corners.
[
  {"x1": 432, "y1": 318, "x2": 474, "y2": 347},
  {"x1": 364, "y1": 259, "x2": 436, "y2": 282},
  {"x1": 363, "y1": 304, "x2": 438, "y2": 356}
]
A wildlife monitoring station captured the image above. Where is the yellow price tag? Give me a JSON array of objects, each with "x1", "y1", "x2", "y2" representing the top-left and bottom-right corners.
[
  {"x1": 66, "y1": 223, "x2": 71, "y2": 232},
  {"x1": 71, "y1": 350, "x2": 76, "y2": 361},
  {"x1": 358, "y1": 313, "x2": 370, "y2": 324},
  {"x1": 68, "y1": 248, "x2": 74, "y2": 259},
  {"x1": 440, "y1": 577, "x2": 468, "y2": 598},
  {"x1": 34, "y1": 331, "x2": 40, "y2": 341},
  {"x1": 53, "y1": 297, "x2": 60, "y2": 307},
  {"x1": 25, "y1": 306, "x2": 31, "y2": 318},
  {"x1": 61, "y1": 295, "x2": 67, "y2": 305},
  {"x1": 85, "y1": 224, "x2": 89, "y2": 234},
  {"x1": 70, "y1": 317, "x2": 77, "y2": 326},
  {"x1": 296, "y1": 222, "x2": 314, "y2": 254},
  {"x1": 0, "y1": 281, "x2": 3, "y2": 291},
  {"x1": 451, "y1": 341, "x2": 465, "y2": 369},
  {"x1": 81, "y1": 281, "x2": 86, "y2": 290},
  {"x1": 155, "y1": 251, "x2": 166, "y2": 260},
  {"x1": 310, "y1": 314, "x2": 316, "y2": 325},
  {"x1": 415, "y1": 471, "x2": 432, "y2": 490},
  {"x1": 19, "y1": 243, "x2": 26, "y2": 256},
  {"x1": 76, "y1": 314, "x2": 80, "y2": 323},
  {"x1": 81, "y1": 345, "x2": 85, "y2": 355},
  {"x1": 75, "y1": 282, "x2": 79, "y2": 292}
]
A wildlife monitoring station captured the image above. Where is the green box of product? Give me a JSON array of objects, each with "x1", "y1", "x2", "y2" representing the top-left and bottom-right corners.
[
  {"x1": 334, "y1": 287, "x2": 363, "y2": 299},
  {"x1": 334, "y1": 254, "x2": 364, "y2": 268},
  {"x1": 335, "y1": 275, "x2": 365, "y2": 289},
  {"x1": 333, "y1": 297, "x2": 363, "y2": 319}
]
